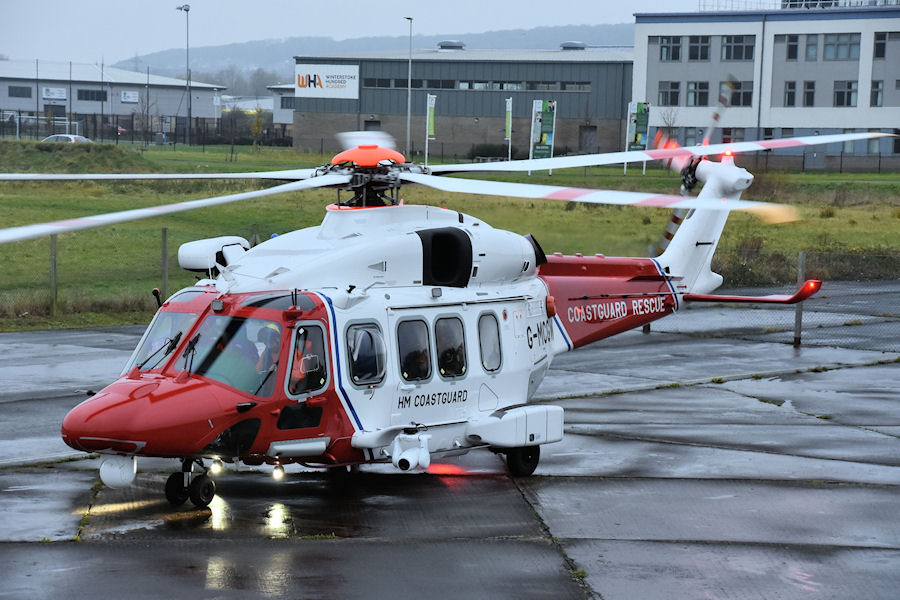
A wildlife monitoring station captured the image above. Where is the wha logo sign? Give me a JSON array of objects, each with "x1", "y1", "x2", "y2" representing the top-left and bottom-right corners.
[{"x1": 297, "y1": 74, "x2": 323, "y2": 88}]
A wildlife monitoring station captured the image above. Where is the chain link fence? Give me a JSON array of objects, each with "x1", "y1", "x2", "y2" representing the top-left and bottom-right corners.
[{"x1": 1, "y1": 234, "x2": 897, "y2": 352}]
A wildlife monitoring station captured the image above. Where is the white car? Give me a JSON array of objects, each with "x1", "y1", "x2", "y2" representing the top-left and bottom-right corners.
[{"x1": 41, "y1": 134, "x2": 92, "y2": 143}]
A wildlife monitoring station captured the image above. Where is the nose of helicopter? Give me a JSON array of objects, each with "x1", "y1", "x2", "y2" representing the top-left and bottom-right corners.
[{"x1": 61, "y1": 377, "x2": 228, "y2": 456}]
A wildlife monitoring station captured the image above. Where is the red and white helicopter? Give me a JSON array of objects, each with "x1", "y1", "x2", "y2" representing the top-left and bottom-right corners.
[{"x1": 0, "y1": 129, "x2": 889, "y2": 508}]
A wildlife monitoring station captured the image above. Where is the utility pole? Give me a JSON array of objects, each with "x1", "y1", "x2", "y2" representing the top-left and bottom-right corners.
[
  {"x1": 177, "y1": 4, "x2": 191, "y2": 145},
  {"x1": 405, "y1": 16, "x2": 413, "y2": 159}
]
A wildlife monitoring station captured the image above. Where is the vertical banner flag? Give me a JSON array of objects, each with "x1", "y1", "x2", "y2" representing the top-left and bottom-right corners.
[
  {"x1": 529, "y1": 99, "x2": 557, "y2": 161},
  {"x1": 626, "y1": 101, "x2": 650, "y2": 151},
  {"x1": 624, "y1": 100, "x2": 651, "y2": 174},
  {"x1": 426, "y1": 94, "x2": 436, "y2": 140},
  {"x1": 504, "y1": 97, "x2": 512, "y2": 141}
]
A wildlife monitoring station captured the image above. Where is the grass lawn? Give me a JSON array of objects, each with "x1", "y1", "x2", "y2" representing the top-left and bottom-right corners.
[{"x1": 1, "y1": 140, "x2": 897, "y2": 331}]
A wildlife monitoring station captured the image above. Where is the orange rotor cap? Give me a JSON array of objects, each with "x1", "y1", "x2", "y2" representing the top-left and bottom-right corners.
[{"x1": 331, "y1": 145, "x2": 406, "y2": 167}]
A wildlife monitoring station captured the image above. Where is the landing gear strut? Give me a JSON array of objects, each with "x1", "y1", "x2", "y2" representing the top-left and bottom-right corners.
[{"x1": 165, "y1": 458, "x2": 216, "y2": 508}]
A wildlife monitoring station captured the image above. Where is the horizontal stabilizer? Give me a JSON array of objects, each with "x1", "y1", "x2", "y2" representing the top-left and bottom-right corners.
[{"x1": 684, "y1": 280, "x2": 821, "y2": 304}]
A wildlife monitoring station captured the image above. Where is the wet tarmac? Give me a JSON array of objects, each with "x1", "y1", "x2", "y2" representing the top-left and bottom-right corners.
[{"x1": 1, "y1": 287, "x2": 899, "y2": 599}]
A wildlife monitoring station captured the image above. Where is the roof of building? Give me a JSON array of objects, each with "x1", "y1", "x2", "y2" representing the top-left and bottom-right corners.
[
  {"x1": 293, "y1": 47, "x2": 634, "y2": 63},
  {"x1": 0, "y1": 59, "x2": 222, "y2": 89},
  {"x1": 636, "y1": 5, "x2": 900, "y2": 23}
]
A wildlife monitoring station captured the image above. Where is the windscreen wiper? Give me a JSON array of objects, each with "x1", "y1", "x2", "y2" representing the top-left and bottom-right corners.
[{"x1": 138, "y1": 331, "x2": 183, "y2": 370}]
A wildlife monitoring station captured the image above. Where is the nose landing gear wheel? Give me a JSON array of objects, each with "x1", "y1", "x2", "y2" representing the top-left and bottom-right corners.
[
  {"x1": 188, "y1": 473, "x2": 216, "y2": 508},
  {"x1": 505, "y1": 445, "x2": 540, "y2": 477},
  {"x1": 164, "y1": 472, "x2": 189, "y2": 506}
]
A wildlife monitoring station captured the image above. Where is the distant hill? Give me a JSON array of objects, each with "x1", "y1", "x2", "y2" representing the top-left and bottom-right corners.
[{"x1": 113, "y1": 23, "x2": 634, "y2": 83}]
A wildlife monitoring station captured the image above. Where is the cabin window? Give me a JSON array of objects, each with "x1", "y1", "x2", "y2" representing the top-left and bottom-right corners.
[
  {"x1": 435, "y1": 317, "x2": 466, "y2": 378},
  {"x1": 347, "y1": 323, "x2": 386, "y2": 386},
  {"x1": 478, "y1": 313, "x2": 502, "y2": 372},
  {"x1": 287, "y1": 325, "x2": 328, "y2": 397},
  {"x1": 397, "y1": 320, "x2": 431, "y2": 382}
]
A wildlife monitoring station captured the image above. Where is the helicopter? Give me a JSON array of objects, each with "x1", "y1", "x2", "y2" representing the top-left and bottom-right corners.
[{"x1": 0, "y1": 129, "x2": 889, "y2": 509}]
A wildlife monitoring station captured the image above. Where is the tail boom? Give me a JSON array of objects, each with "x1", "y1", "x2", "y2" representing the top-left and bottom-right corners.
[{"x1": 539, "y1": 254, "x2": 677, "y2": 350}]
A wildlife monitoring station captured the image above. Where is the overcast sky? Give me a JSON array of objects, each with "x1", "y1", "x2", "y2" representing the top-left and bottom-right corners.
[{"x1": 2, "y1": 0, "x2": 679, "y2": 64}]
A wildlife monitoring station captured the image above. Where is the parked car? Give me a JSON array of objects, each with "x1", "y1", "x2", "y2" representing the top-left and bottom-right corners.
[{"x1": 41, "y1": 134, "x2": 93, "y2": 143}]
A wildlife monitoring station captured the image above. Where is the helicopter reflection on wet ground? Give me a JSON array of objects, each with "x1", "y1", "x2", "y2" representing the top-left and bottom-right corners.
[{"x1": 1, "y1": 283, "x2": 900, "y2": 599}]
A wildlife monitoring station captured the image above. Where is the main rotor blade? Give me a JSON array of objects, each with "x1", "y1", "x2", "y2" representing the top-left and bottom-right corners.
[
  {"x1": 398, "y1": 173, "x2": 795, "y2": 222},
  {"x1": 0, "y1": 168, "x2": 318, "y2": 182},
  {"x1": 0, "y1": 173, "x2": 350, "y2": 244},
  {"x1": 429, "y1": 132, "x2": 893, "y2": 173}
]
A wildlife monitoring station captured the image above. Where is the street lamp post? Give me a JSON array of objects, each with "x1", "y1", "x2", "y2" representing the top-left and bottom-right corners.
[
  {"x1": 176, "y1": 4, "x2": 191, "y2": 145},
  {"x1": 404, "y1": 16, "x2": 413, "y2": 159}
]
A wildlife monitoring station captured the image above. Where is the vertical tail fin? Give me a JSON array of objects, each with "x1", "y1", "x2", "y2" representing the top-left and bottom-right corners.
[{"x1": 656, "y1": 156, "x2": 753, "y2": 295}]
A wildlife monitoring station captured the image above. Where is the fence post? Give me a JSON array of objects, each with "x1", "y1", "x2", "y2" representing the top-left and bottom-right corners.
[
  {"x1": 161, "y1": 227, "x2": 169, "y2": 301},
  {"x1": 49, "y1": 234, "x2": 58, "y2": 317},
  {"x1": 793, "y1": 250, "x2": 805, "y2": 347}
]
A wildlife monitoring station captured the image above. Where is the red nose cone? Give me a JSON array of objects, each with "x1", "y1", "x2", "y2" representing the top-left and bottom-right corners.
[{"x1": 61, "y1": 377, "x2": 229, "y2": 456}]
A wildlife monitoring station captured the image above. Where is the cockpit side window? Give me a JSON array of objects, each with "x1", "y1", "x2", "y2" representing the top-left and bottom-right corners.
[
  {"x1": 347, "y1": 323, "x2": 387, "y2": 386},
  {"x1": 287, "y1": 325, "x2": 328, "y2": 397}
]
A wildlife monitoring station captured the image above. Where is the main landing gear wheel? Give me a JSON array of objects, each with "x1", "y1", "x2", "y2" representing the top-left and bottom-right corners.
[
  {"x1": 188, "y1": 474, "x2": 216, "y2": 508},
  {"x1": 505, "y1": 445, "x2": 540, "y2": 477},
  {"x1": 164, "y1": 472, "x2": 189, "y2": 507}
]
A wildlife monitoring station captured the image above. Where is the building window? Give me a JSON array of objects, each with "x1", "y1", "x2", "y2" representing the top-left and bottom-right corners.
[
  {"x1": 874, "y1": 32, "x2": 887, "y2": 59},
  {"x1": 722, "y1": 35, "x2": 754, "y2": 61},
  {"x1": 724, "y1": 80, "x2": 752, "y2": 107},
  {"x1": 279, "y1": 96, "x2": 296, "y2": 109},
  {"x1": 660, "y1": 36, "x2": 681, "y2": 61},
  {"x1": 527, "y1": 81, "x2": 560, "y2": 91},
  {"x1": 721, "y1": 128, "x2": 744, "y2": 143},
  {"x1": 501, "y1": 81, "x2": 525, "y2": 90},
  {"x1": 803, "y1": 81, "x2": 815, "y2": 107},
  {"x1": 686, "y1": 81, "x2": 708, "y2": 106},
  {"x1": 561, "y1": 82, "x2": 591, "y2": 91},
  {"x1": 77, "y1": 89, "x2": 107, "y2": 101},
  {"x1": 823, "y1": 33, "x2": 860, "y2": 61},
  {"x1": 435, "y1": 317, "x2": 466, "y2": 379},
  {"x1": 363, "y1": 78, "x2": 391, "y2": 88},
  {"x1": 786, "y1": 34, "x2": 799, "y2": 60},
  {"x1": 763, "y1": 128, "x2": 775, "y2": 140},
  {"x1": 867, "y1": 132, "x2": 880, "y2": 155},
  {"x1": 805, "y1": 34, "x2": 818, "y2": 61},
  {"x1": 871, "y1": 80, "x2": 883, "y2": 107},
  {"x1": 688, "y1": 36, "x2": 710, "y2": 61},
  {"x1": 782, "y1": 127, "x2": 794, "y2": 138},
  {"x1": 8, "y1": 85, "x2": 32, "y2": 98},
  {"x1": 658, "y1": 81, "x2": 680, "y2": 106},
  {"x1": 393, "y1": 79, "x2": 423, "y2": 88},
  {"x1": 784, "y1": 81, "x2": 796, "y2": 107},
  {"x1": 833, "y1": 81, "x2": 858, "y2": 107},
  {"x1": 427, "y1": 80, "x2": 455, "y2": 89},
  {"x1": 397, "y1": 320, "x2": 431, "y2": 382},
  {"x1": 842, "y1": 129, "x2": 855, "y2": 153}
]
